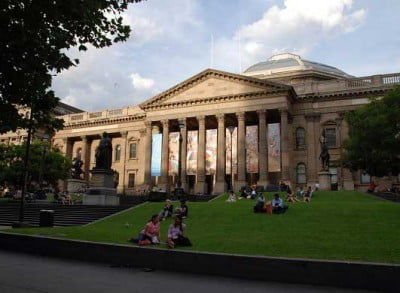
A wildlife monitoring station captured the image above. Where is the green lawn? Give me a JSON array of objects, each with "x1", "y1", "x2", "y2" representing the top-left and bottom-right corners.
[{"x1": 5, "y1": 191, "x2": 400, "y2": 264}]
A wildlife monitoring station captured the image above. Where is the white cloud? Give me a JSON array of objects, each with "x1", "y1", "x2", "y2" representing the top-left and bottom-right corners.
[
  {"x1": 221, "y1": 0, "x2": 366, "y2": 70},
  {"x1": 130, "y1": 73, "x2": 155, "y2": 90}
]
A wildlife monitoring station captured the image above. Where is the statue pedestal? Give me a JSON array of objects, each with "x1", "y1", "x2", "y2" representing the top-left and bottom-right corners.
[
  {"x1": 67, "y1": 179, "x2": 86, "y2": 193},
  {"x1": 83, "y1": 169, "x2": 119, "y2": 206},
  {"x1": 318, "y1": 171, "x2": 331, "y2": 191}
]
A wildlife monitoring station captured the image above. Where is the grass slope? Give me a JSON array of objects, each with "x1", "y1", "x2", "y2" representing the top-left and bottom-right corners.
[{"x1": 5, "y1": 191, "x2": 400, "y2": 264}]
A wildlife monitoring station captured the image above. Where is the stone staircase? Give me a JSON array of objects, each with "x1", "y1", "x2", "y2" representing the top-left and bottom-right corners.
[
  {"x1": 0, "y1": 202, "x2": 130, "y2": 227},
  {"x1": 372, "y1": 192, "x2": 400, "y2": 203}
]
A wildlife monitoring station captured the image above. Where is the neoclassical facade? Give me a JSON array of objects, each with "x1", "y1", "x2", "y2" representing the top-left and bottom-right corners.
[{"x1": 52, "y1": 53, "x2": 400, "y2": 195}]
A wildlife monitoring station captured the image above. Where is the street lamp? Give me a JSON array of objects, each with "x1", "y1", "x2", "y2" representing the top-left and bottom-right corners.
[
  {"x1": 228, "y1": 126, "x2": 235, "y2": 191},
  {"x1": 176, "y1": 120, "x2": 185, "y2": 199}
]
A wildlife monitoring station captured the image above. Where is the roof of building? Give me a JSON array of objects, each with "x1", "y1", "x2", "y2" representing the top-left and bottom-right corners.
[{"x1": 243, "y1": 53, "x2": 352, "y2": 78}]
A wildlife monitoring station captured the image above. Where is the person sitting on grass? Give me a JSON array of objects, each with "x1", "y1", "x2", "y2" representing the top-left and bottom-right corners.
[
  {"x1": 286, "y1": 188, "x2": 300, "y2": 203},
  {"x1": 167, "y1": 215, "x2": 192, "y2": 249},
  {"x1": 304, "y1": 186, "x2": 312, "y2": 202},
  {"x1": 239, "y1": 189, "x2": 248, "y2": 200},
  {"x1": 296, "y1": 186, "x2": 304, "y2": 199},
  {"x1": 272, "y1": 193, "x2": 288, "y2": 214},
  {"x1": 179, "y1": 199, "x2": 188, "y2": 218},
  {"x1": 226, "y1": 190, "x2": 237, "y2": 202},
  {"x1": 132, "y1": 214, "x2": 161, "y2": 246},
  {"x1": 253, "y1": 193, "x2": 266, "y2": 213},
  {"x1": 159, "y1": 199, "x2": 174, "y2": 220}
]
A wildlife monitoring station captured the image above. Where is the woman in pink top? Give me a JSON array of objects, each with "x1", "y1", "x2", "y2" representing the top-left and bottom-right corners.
[{"x1": 138, "y1": 214, "x2": 161, "y2": 245}]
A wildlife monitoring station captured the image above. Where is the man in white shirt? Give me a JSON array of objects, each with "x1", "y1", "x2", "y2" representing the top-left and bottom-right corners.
[{"x1": 272, "y1": 193, "x2": 288, "y2": 214}]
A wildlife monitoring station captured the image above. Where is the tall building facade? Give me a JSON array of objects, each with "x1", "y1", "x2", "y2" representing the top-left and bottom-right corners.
[{"x1": 52, "y1": 53, "x2": 400, "y2": 194}]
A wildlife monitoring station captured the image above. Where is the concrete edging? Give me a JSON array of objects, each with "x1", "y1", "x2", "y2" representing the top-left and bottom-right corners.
[{"x1": 0, "y1": 232, "x2": 398, "y2": 291}]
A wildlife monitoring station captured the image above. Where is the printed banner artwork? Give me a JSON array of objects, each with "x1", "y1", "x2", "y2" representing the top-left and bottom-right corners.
[
  {"x1": 225, "y1": 127, "x2": 237, "y2": 174},
  {"x1": 268, "y1": 123, "x2": 281, "y2": 172},
  {"x1": 186, "y1": 130, "x2": 198, "y2": 175},
  {"x1": 151, "y1": 133, "x2": 162, "y2": 176},
  {"x1": 246, "y1": 125, "x2": 258, "y2": 173},
  {"x1": 168, "y1": 132, "x2": 179, "y2": 175},
  {"x1": 206, "y1": 129, "x2": 217, "y2": 175}
]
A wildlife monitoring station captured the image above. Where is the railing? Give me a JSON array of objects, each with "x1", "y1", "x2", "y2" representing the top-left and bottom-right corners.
[
  {"x1": 70, "y1": 114, "x2": 84, "y2": 121},
  {"x1": 382, "y1": 74, "x2": 400, "y2": 85},
  {"x1": 89, "y1": 112, "x2": 103, "y2": 119}
]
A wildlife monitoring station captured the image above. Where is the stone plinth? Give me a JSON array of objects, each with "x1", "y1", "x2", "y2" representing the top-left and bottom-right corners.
[
  {"x1": 67, "y1": 179, "x2": 86, "y2": 193},
  {"x1": 83, "y1": 169, "x2": 119, "y2": 206},
  {"x1": 318, "y1": 171, "x2": 331, "y2": 191}
]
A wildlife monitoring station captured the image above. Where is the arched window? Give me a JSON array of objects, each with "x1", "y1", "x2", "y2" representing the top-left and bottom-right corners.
[
  {"x1": 296, "y1": 163, "x2": 307, "y2": 184},
  {"x1": 76, "y1": 148, "x2": 82, "y2": 160},
  {"x1": 115, "y1": 145, "x2": 121, "y2": 161},
  {"x1": 296, "y1": 127, "x2": 306, "y2": 149}
]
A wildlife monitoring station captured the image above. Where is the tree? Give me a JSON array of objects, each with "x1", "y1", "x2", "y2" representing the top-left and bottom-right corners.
[
  {"x1": 0, "y1": 0, "x2": 144, "y2": 133},
  {"x1": 0, "y1": 140, "x2": 72, "y2": 188},
  {"x1": 342, "y1": 86, "x2": 400, "y2": 177}
]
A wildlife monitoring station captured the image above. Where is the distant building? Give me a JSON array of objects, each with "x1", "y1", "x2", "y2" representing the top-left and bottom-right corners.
[{"x1": 44, "y1": 53, "x2": 400, "y2": 193}]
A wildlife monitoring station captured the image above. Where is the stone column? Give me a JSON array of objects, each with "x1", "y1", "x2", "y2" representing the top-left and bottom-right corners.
[
  {"x1": 235, "y1": 112, "x2": 246, "y2": 190},
  {"x1": 195, "y1": 116, "x2": 207, "y2": 194},
  {"x1": 305, "y1": 114, "x2": 319, "y2": 186},
  {"x1": 121, "y1": 131, "x2": 128, "y2": 194},
  {"x1": 258, "y1": 110, "x2": 268, "y2": 188},
  {"x1": 214, "y1": 114, "x2": 227, "y2": 194},
  {"x1": 62, "y1": 137, "x2": 73, "y2": 159},
  {"x1": 144, "y1": 121, "x2": 152, "y2": 185},
  {"x1": 340, "y1": 116, "x2": 354, "y2": 190},
  {"x1": 159, "y1": 120, "x2": 169, "y2": 191},
  {"x1": 280, "y1": 109, "x2": 290, "y2": 184},
  {"x1": 179, "y1": 119, "x2": 188, "y2": 192}
]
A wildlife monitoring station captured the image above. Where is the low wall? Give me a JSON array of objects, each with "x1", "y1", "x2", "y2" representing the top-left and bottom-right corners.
[{"x1": 0, "y1": 232, "x2": 398, "y2": 291}]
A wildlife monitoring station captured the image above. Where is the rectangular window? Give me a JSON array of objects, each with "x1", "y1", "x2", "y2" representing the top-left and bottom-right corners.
[
  {"x1": 129, "y1": 143, "x2": 137, "y2": 159},
  {"x1": 325, "y1": 128, "x2": 336, "y2": 147},
  {"x1": 360, "y1": 170, "x2": 371, "y2": 184},
  {"x1": 128, "y1": 173, "x2": 135, "y2": 188},
  {"x1": 329, "y1": 167, "x2": 338, "y2": 184}
]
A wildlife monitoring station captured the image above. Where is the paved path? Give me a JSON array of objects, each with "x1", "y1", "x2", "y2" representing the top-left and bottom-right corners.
[{"x1": 0, "y1": 250, "x2": 372, "y2": 293}]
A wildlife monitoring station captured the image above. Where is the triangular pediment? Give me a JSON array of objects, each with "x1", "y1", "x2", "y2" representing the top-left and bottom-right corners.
[{"x1": 140, "y1": 69, "x2": 291, "y2": 109}]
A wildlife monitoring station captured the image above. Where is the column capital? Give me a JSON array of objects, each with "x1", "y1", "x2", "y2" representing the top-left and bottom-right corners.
[
  {"x1": 80, "y1": 135, "x2": 87, "y2": 142},
  {"x1": 278, "y1": 108, "x2": 289, "y2": 116},
  {"x1": 216, "y1": 113, "x2": 225, "y2": 122},
  {"x1": 144, "y1": 121, "x2": 152, "y2": 128},
  {"x1": 257, "y1": 110, "x2": 267, "y2": 120},
  {"x1": 161, "y1": 119, "x2": 169, "y2": 128},
  {"x1": 139, "y1": 129, "x2": 146, "y2": 137},
  {"x1": 236, "y1": 112, "x2": 245, "y2": 121},
  {"x1": 196, "y1": 115, "x2": 205, "y2": 124},
  {"x1": 178, "y1": 119, "x2": 187, "y2": 128},
  {"x1": 121, "y1": 131, "x2": 128, "y2": 138}
]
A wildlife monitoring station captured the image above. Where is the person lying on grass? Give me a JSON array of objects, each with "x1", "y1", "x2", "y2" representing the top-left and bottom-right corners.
[
  {"x1": 272, "y1": 193, "x2": 288, "y2": 214},
  {"x1": 167, "y1": 215, "x2": 192, "y2": 249},
  {"x1": 159, "y1": 199, "x2": 174, "y2": 220},
  {"x1": 131, "y1": 214, "x2": 161, "y2": 246}
]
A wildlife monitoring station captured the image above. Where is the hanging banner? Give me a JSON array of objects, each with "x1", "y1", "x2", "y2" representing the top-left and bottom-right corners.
[
  {"x1": 186, "y1": 130, "x2": 198, "y2": 175},
  {"x1": 206, "y1": 129, "x2": 217, "y2": 175},
  {"x1": 151, "y1": 133, "x2": 162, "y2": 176},
  {"x1": 168, "y1": 132, "x2": 179, "y2": 175},
  {"x1": 225, "y1": 127, "x2": 237, "y2": 174},
  {"x1": 268, "y1": 123, "x2": 281, "y2": 172},
  {"x1": 246, "y1": 125, "x2": 258, "y2": 173}
]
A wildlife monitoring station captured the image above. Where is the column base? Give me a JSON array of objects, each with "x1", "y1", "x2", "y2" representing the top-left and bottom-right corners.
[
  {"x1": 194, "y1": 182, "x2": 208, "y2": 195},
  {"x1": 214, "y1": 181, "x2": 227, "y2": 195},
  {"x1": 318, "y1": 171, "x2": 331, "y2": 191},
  {"x1": 234, "y1": 180, "x2": 247, "y2": 192},
  {"x1": 343, "y1": 180, "x2": 354, "y2": 191}
]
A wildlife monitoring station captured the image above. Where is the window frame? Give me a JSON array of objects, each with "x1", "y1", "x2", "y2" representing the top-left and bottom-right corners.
[
  {"x1": 295, "y1": 127, "x2": 306, "y2": 149},
  {"x1": 128, "y1": 173, "x2": 135, "y2": 188},
  {"x1": 115, "y1": 144, "x2": 121, "y2": 162},
  {"x1": 129, "y1": 143, "x2": 137, "y2": 159},
  {"x1": 296, "y1": 163, "x2": 307, "y2": 185}
]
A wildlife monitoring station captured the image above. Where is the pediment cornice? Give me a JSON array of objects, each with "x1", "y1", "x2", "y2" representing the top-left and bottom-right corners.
[{"x1": 140, "y1": 68, "x2": 291, "y2": 109}]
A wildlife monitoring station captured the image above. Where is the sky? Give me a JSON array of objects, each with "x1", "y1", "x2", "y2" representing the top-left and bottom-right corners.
[{"x1": 53, "y1": 0, "x2": 400, "y2": 112}]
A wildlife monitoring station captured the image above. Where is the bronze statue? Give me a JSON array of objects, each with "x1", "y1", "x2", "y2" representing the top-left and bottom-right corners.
[
  {"x1": 71, "y1": 157, "x2": 84, "y2": 179},
  {"x1": 95, "y1": 132, "x2": 112, "y2": 170},
  {"x1": 319, "y1": 130, "x2": 330, "y2": 171}
]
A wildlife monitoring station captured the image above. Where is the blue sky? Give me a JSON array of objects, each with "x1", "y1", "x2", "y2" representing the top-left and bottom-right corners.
[{"x1": 53, "y1": 0, "x2": 400, "y2": 112}]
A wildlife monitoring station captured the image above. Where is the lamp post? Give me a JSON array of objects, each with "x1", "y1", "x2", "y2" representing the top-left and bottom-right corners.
[
  {"x1": 176, "y1": 120, "x2": 185, "y2": 198},
  {"x1": 228, "y1": 126, "x2": 235, "y2": 191}
]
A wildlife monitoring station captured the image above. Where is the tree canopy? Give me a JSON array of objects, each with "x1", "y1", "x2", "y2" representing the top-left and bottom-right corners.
[
  {"x1": 0, "y1": 0, "x2": 143, "y2": 133},
  {"x1": 342, "y1": 86, "x2": 400, "y2": 177},
  {"x1": 0, "y1": 140, "x2": 72, "y2": 188}
]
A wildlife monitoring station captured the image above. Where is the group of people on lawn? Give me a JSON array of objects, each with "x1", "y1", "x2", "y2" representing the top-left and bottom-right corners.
[
  {"x1": 227, "y1": 184, "x2": 315, "y2": 214},
  {"x1": 131, "y1": 199, "x2": 192, "y2": 249}
]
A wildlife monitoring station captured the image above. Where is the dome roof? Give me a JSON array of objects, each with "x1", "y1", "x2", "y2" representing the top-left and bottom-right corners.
[{"x1": 243, "y1": 53, "x2": 351, "y2": 78}]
